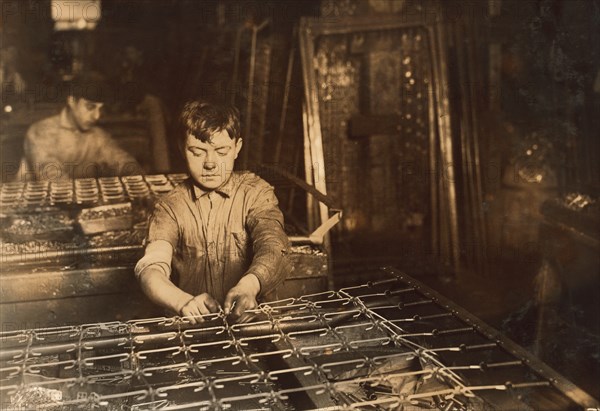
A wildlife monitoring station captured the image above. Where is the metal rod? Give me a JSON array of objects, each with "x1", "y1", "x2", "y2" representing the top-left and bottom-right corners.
[
  {"x1": 258, "y1": 163, "x2": 338, "y2": 209},
  {"x1": 429, "y1": 22, "x2": 460, "y2": 274},
  {"x1": 1, "y1": 245, "x2": 143, "y2": 264},
  {"x1": 466, "y1": 18, "x2": 489, "y2": 276},
  {"x1": 286, "y1": 149, "x2": 302, "y2": 217},
  {"x1": 455, "y1": 21, "x2": 480, "y2": 272},
  {"x1": 426, "y1": 31, "x2": 439, "y2": 259},
  {"x1": 301, "y1": 100, "x2": 316, "y2": 231},
  {"x1": 299, "y1": 18, "x2": 330, "y2": 236},
  {"x1": 242, "y1": 19, "x2": 269, "y2": 169},
  {"x1": 230, "y1": 24, "x2": 247, "y2": 105},
  {"x1": 275, "y1": 26, "x2": 298, "y2": 165}
]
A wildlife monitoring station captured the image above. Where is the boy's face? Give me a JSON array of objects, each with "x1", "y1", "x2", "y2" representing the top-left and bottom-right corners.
[
  {"x1": 184, "y1": 129, "x2": 243, "y2": 190},
  {"x1": 67, "y1": 96, "x2": 103, "y2": 131}
]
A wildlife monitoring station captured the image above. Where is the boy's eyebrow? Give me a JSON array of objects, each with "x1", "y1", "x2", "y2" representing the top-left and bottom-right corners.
[{"x1": 215, "y1": 146, "x2": 231, "y2": 150}]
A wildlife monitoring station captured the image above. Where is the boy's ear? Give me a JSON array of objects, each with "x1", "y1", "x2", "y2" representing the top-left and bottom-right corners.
[
  {"x1": 66, "y1": 96, "x2": 76, "y2": 108},
  {"x1": 234, "y1": 138, "x2": 243, "y2": 159}
]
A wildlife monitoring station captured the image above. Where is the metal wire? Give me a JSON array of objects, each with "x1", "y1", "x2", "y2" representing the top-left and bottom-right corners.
[{"x1": 0, "y1": 269, "x2": 596, "y2": 410}]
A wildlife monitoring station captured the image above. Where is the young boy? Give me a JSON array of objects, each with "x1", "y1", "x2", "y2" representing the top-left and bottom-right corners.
[{"x1": 135, "y1": 100, "x2": 291, "y2": 323}]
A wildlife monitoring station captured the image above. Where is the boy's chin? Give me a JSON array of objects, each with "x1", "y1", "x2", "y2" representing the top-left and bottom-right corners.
[{"x1": 193, "y1": 177, "x2": 224, "y2": 190}]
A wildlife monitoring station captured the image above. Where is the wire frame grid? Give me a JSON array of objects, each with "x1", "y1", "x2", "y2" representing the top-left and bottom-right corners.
[{"x1": 0, "y1": 267, "x2": 597, "y2": 410}]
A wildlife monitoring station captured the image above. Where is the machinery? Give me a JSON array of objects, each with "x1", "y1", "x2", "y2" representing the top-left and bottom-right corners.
[
  {"x1": 1, "y1": 268, "x2": 597, "y2": 410},
  {"x1": 0, "y1": 174, "x2": 332, "y2": 327}
]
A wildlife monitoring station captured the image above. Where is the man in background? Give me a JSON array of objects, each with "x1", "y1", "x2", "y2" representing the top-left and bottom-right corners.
[{"x1": 17, "y1": 74, "x2": 143, "y2": 181}]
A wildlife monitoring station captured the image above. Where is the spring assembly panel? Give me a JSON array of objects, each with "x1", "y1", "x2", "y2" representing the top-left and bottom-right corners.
[{"x1": 1, "y1": 267, "x2": 597, "y2": 410}]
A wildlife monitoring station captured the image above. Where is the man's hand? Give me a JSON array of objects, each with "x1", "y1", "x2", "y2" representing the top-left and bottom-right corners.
[
  {"x1": 179, "y1": 293, "x2": 220, "y2": 325},
  {"x1": 224, "y1": 274, "x2": 261, "y2": 323}
]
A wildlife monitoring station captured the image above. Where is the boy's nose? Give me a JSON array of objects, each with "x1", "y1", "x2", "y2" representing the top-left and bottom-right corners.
[
  {"x1": 91, "y1": 109, "x2": 101, "y2": 122},
  {"x1": 204, "y1": 162, "x2": 216, "y2": 171}
]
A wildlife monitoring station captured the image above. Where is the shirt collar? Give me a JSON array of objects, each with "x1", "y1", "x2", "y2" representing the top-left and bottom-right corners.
[{"x1": 191, "y1": 173, "x2": 237, "y2": 200}]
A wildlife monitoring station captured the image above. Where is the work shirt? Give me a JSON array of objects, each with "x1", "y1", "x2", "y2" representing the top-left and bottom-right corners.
[
  {"x1": 136, "y1": 172, "x2": 291, "y2": 304},
  {"x1": 23, "y1": 108, "x2": 143, "y2": 180}
]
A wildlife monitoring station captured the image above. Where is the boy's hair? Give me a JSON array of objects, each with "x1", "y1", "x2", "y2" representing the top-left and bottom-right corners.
[
  {"x1": 178, "y1": 100, "x2": 241, "y2": 148},
  {"x1": 66, "y1": 73, "x2": 111, "y2": 103}
]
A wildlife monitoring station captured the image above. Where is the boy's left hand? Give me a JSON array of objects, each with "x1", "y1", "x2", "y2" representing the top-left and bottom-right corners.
[{"x1": 224, "y1": 274, "x2": 261, "y2": 323}]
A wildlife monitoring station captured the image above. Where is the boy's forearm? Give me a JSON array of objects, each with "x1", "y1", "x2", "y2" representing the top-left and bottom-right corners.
[{"x1": 139, "y1": 267, "x2": 193, "y2": 314}]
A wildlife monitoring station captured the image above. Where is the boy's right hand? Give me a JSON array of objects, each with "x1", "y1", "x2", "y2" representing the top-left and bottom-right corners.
[{"x1": 179, "y1": 293, "x2": 220, "y2": 324}]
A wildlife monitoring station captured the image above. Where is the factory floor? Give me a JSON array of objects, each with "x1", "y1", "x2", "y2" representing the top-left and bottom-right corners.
[
  {"x1": 420, "y1": 262, "x2": 599, "y2": 402},
  {"x1": 331, "y1": 243, "x2": 600, "y2": 401}
]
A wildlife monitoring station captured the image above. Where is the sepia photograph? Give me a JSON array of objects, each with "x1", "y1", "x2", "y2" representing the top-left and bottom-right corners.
[{"x1": 0, "y1": 0, "x2": 598, "y2": 409}]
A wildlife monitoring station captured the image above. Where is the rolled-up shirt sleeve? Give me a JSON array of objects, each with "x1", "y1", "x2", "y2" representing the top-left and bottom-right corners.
[
  {"x1": 135, "y1": 203, "x2": 179, "y2": 280},
  {"x1": 147, "y1": 202, "x2": 180, "y2": 246},
  {"x1": 134, "y1": 240, "x2": 173, "y2": 279},
  {"x1": 245, "y1": 185, "x2": 291, "y2": 297}
]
